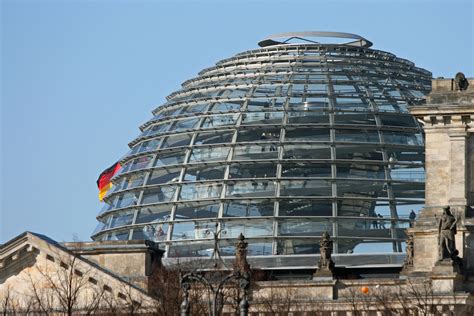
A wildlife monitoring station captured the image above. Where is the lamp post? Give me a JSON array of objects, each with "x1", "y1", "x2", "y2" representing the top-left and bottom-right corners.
[{"x1": 180, "y1": 232, "x2": 251, "y2": 316}]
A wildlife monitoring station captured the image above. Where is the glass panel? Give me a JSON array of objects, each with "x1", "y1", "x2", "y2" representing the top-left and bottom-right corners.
[
  {"x1": 169, "y1": 118, "x2": 200, "y2": 132},
  {"x1": 281, "y1": 163, "x2": 331, "y2": 178},
  {"x1": 350, "y1": 241, "x2": 402, "y2": 254},
  {"x1": 246, "y1": 98, "x2": 286, "y2": 111},
  {"x1": 223, "y1": 200, "x2": 274, "y2": 217},
  {"x1": 379, "y1": 114, "x2": 417, "y2": 127},
  {"x1": 336, "y1": 145, "x2": 383, "y2": 160},
  {"x1": 226, "y1": 180, "x2": 275, "y2": 197},
  {"x1": 183, "y1": 165, "x2": 225, "y2": 181},
  {"x1": 288, "y1": 100, "x2": 329, "y2": 111},
  {"x1": 223, "y1": 220, "x2": 273, "y2": 238},
  {"x1": 228, "y1": 163, "x2": 277, "y2": 179},
  {"x1": 395, "y1": 202, "x2": 423, "y2": 220},
  {"x1": 285, "y1": 128, "x2": 329, "y2": 141},
  {"x1": 134, "y1": 223, "x2": 169, "y2": 242},
  {"x1": 154, "y1": 151, "x2": 186, "y2": 167},
  {"x1": 209, "y1": 101, "x2": 242, "y2": 112},
  {"x1": 141, "y1": 186, "x2": 176, "y2": 204},
  {"x1": 336, "y1": 163, "x2": 385, "y2": 179},
  {"x1": 255, "y1": 84, "x2": 288, "y2": 97},
  {"x1": 233, "y1": 145, "x2": 278, "y2": 160},
  {"x1": 106, "y1": 230, "x2": 130, "y2": 241},
  {"x1": 306, "y1": 83, "x2": 328, "y2": 92},
  {"x1": 241, "y1": 112, "x2": 283, "y2": 125},
  {"x1": 337, "y1": 180, "x2": 386, "y2": 197},
  {"x1": 172, "y1": 221, "x2": 216, "y2": 240},
  {"x1": 121, "y1": 173, "x2": 145, "y2": 190},
  {"x1": 161, "y1": 133, "x2": 193, "y2": 149},
  {"x1": 174, "y1": 202, "x2": 220, "y2": 219},
  {"x1": 333, "y1": 84, "x2": 357, "y2": 93},
  {"x1": 334, "y1": 112, "x2": 376, "y2": 125},
  {"x1": 391, "y1": 181, "x2": 424, "y2": 199},
  {"x1": 337, "y1": 219, "x2": 394, "y2": 238},
  {"x1": 385, "y1": 148, "x2": 423, "y2": 164},
  {"x1": 280, "y1": 180, "x2": 332, "y2": 196},
  {"x1": 389, "y1": 165, "x2": 425, "y2": 182},
  {"x1": 108, "y1": 210, "x2": 134, "y2": 228},
  {"x1": 145, "y1": 123, "x2": 169, "y2": 137},
  {"x1": 115, "y1": 192, "x2": 139, "y2": 208},
  {"x1": 283, "y1": 144, "x2": 330, "y2": 159},
  {"x1": 136, "y1": 204, "x2": 172, "y2": 224},
  {"x1": 189, "y1": 147, "x2": 230, "y2": 162},
  {"x1": 337, "y1": 195, "x2": 379, "y2": 217},
  {"x1": 152, "y1": 107, "x2": 183, "y2": 120},
  {"x1": 237, "y1": 128, "x2": 280, "y2": 142},
  {"x1": 115, "y1": 160, "x2": 131, "y2": 176},
  {"x1": 134, "y1": 138, "x2": 160, "y2": 154},
  {"x1": 182, "y1": 103, "x2": 209, "y2": 114},
  {"x1": 194, "y1": 131, "x2": 234, "y2": 145},
  {"x1": 382, "y1": 131, "x2": 423, "y2": 145},
  {"x1": 220, "y1": 242, "x2": 272, "y2": 256},
  {"x1": 179, "y1": 183, "x2": 222, "y2": 200},
  {"x1": 287, "y1": 112, "x2": 329, "y2": 124},
  {"x1": 111, "y1": 179, "x2": 125, "y2": 194},
  {"x1": 168, "y1": 240, "x2": 215, "y2": 257},
  {"x1": 279, "y1": 199, "x2": 332, "y2": 216},
  {"x1": 278, "y1": 219, "x2": 332, "y2": 236},
  {"x1": 220, "y1": 88, "x2": 249, "y2": 98},
  {"x1": 376, "y1": 102, "x2": 405, "y2": 113},
  {"x1": 335, "y1": 129, "x2": 380, "y2": 143},
  {"x1": 373, "y1": 201, "x2": 392, "y2": 218},
  {"x1": 201, "y1": 114, "x2": 238, "y2": 128},
  {"x1": 334, "y1": 99, "x2": 368, "y2": 111},
  {"x1": 277, "y1": 239, "x2": 319, "y2": 255},
  {"x1": 291, "y1": 83, "x2": 306, "y2": 93},
  {"x1": 129, "y1": 155, "x2": 153, "y2": 171},
  {"x1": 147, "y1": 167, "x2": 182, "y2": 185}
]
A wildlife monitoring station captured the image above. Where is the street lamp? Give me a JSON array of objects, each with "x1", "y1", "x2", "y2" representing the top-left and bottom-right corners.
[{"x1": 179, "y1": 231, "x2": 251, "y2": 316}]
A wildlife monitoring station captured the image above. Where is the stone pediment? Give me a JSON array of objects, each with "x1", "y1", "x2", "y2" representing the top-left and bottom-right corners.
[{"x1": 0, "y1": 232, "x2": 155, "y2": 312}]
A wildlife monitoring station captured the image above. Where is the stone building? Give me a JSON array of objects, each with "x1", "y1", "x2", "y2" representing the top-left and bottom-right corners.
[
  {"x1": 1, "y1": 30, "x2": 474, "y2": 314},
  {"x1": 2, "y1": 76, "x2": 473, "y2": 315}
]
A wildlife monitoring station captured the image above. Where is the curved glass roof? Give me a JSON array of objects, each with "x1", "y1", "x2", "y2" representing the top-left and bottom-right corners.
[{"x1": 92, "y1": 33, "x2": 431, "y2": 268}]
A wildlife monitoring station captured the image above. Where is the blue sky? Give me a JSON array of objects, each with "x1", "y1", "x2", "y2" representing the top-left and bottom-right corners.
[{"x1": 1, "y1": 0, "x2": 473, "y2": 243}]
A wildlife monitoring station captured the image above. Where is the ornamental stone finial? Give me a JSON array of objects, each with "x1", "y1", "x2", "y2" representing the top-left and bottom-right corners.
[
  {"x1": 234, "y1": 233, "x2": 250, "y2": 274},
  {"x1": 319, "y1": 231, "x2": 334, "y2": 270},
  {"x1": 313, "y1": 231, "x2": 335, "y2": 279}
]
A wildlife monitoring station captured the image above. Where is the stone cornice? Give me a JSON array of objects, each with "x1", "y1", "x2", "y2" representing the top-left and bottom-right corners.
[
  {"x1": 63, "y1": 239, "x2": 164, "y2": 256},
  {"x1": 0, "y1": 232, "x2": 39, "y2": 269}
]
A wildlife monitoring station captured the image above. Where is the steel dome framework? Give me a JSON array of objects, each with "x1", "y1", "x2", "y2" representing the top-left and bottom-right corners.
[{"x1": 92, "y1": 32, "x2": 432, "y2": 267}]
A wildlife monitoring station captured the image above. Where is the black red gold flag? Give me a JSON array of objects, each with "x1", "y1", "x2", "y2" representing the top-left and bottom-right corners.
[{"x1": 97, "y1": 162, "x2": 121, "y2": 201}]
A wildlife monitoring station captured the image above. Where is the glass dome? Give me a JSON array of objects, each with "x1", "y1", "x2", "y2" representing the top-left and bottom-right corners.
[{"x1": 92, "y1": 32, "x2": 432, "y2": 268}]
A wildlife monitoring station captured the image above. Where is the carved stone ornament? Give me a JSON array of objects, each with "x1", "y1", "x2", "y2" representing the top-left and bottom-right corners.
[
  {"x1": 318, "y1": 231, "x2": 335, "y2": 271},
  {"x1": 438, "y1": 206, "x2": 458, "y2": 261},
  {"x1": 455, "y1": 72, "x2": 469, "y2": 91},
  {"x1": 404, "y1": 234, "x2": 414, "y2": 267},
  {"x1": 234, "y1": 233, "x2": 251, "y2": 274}
]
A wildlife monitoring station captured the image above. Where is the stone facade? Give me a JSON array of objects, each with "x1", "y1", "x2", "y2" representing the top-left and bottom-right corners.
[
  {"x1": 408, "y1": 77, "x2": 474, "y2": 276},
  {"x1": 0, "y1": 232, "x2": 158, "y2": 313},
  {"x1": 2, "y1": 77, "x2": 474, "y2": 315},
  {"x1": 64, "y1": 239, "x2": 163, "y2": 291}
]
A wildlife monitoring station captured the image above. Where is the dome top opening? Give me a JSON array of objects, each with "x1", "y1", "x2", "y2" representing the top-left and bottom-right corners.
[{"x1": 258, "y1": 31, "x2": 373, "y2": 48}]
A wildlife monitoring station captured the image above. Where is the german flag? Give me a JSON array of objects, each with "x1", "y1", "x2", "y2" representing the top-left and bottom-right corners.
[{"x1": 97, "y1": 162, "x2": 121, "y2": 201}]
